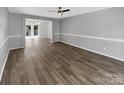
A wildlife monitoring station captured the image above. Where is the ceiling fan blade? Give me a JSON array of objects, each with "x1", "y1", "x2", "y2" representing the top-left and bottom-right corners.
[
  {"x1": 62, "y1": 9, "x2": 70, "y2": 12},
  {"x1": 48, "y1": 11, "x2": 57, "y2": 12}
]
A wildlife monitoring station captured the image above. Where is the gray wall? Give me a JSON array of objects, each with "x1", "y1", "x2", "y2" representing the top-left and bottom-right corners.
[
  {"x1": 60, "y1": 7, "x2": 124, "y2": 61},
  {"x1": 52, "y1": 20, "x2": 60, "y2": 42},
  {"x1": 40, "y1": 21, "x2": 51, "y2": 39},
  {"x1": 8, "y1": 13, "x2": 23, "y2": 49},
  {"x1": 47, "y1": 21, "x2": 52, "y2": 39},
  {"x1": 9, "y1": 13, "x2": 23, "y2": 35},
  {"x1": 0, "y1": 8, "x2": 9, "y2": 80}
]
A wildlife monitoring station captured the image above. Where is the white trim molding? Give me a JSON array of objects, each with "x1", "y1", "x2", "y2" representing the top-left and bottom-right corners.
[
  {"x1": 0, "y1": 37, "x2": 9, "y2": 49},
  {"x1": 9, "y1": 35, "x2": 23, "y2": 38},
  {"x1": 59, "y1": 33, "x2": 124, "y2": 43},
  {"x1": 54, "y1": 33, "x2": 124, "y2": 61},
  {"x1": 54, "y1": 33, "x2": 60, "y2": 35},
  {"x1": 0, "y1": 35, "x2": 23, "y2": 49}
]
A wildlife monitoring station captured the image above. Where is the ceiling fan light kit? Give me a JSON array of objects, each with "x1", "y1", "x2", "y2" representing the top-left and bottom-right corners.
[{"x1": 48, "y1": 7, "x2": 70, "y2": 16}]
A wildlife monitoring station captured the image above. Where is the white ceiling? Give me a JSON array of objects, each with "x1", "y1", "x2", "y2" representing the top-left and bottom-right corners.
[{"x1": 8, "y1": 7, "x2": 110, "y2": 19}]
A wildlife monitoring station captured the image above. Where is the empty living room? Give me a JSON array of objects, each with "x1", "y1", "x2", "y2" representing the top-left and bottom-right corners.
[{"x1": 0, "y1": 6, "x2": 124, "y2": 86}]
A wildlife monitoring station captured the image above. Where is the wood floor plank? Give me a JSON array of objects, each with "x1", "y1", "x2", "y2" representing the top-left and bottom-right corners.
[{"x1": 1, "y1": 38, "x2": 124, "y2": 85}]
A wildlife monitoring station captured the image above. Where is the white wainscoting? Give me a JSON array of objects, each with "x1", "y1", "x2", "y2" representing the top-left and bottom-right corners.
[
  {"x1": 0, "y1": 35, "x2": 23, "y2": 49},
  {"x1": 55, "y1": 33, "x2": 124, "y2": 61}
]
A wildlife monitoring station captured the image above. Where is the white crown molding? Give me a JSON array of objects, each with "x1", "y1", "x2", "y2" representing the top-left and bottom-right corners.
[
  {"x1": 8, "y1": 7, "x2": 110, "y2": 19},
  {"x1": 55, "y1": 33, "x2": 124, "y2": 43}
]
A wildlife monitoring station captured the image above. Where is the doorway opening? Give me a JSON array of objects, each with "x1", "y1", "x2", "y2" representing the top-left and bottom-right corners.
[
  {"x1": 25, "y1": 19, "x2": 53, "y2": 47},
  {"x1": 25, "y1": 19, "x2": 41, "y2": 39}
]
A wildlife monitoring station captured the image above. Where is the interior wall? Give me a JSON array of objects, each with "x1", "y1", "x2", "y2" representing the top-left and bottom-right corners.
[
  {"x1": 60, "y1": 7, "x2": 124, "y2": 61},
  {"x1": 52, "y1": 20, "x2": 60, "y2": 42},
  {"x1": 40, "y1": 21, "x2": 52, "y2": 39},
  {"x1": 8, "y1": 12, "x2": 23, "y2": 49},
  {"x1": 0, "y1": 8, "x2": 9, "y2": 80},
  {"x1": 47, "y1": 21, "x2": 52, "y2": 39},
  {"x1": 40, "y1": 21, "x2": 49, "y2": 38},
  {"x1": 7, "y1": 13, "x2": 60, "y2": 50}
]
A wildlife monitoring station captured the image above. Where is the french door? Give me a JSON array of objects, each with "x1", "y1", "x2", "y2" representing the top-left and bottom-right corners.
[{"x1": 26, "y1": 24, "x2": 39, "y2": 39}]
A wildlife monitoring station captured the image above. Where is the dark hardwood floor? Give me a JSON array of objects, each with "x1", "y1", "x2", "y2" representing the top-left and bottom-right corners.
[{"x1": 1, "y1": 38, "x2": 124, "y2": 85}]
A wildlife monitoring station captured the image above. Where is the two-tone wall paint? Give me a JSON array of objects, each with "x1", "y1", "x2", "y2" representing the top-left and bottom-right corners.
[
  {"x1": 8, "y1": 13, "x2": 60, "y2": 48},
  {"x1": 60, "y1": 7, "x2": 124, "y2": 61},
  {"x1": 0, "y1": 10, "x2": 25, "y2": 81},
  {"x1": 1, "y1": 7, "x2": 124, "y2": 82},
  {"x1": 0, "y1": 8, "x2": 9, "y2": 81},
  {"x1": 0, "y1": 10, "x2": 60, "y2": 81},
  {"x1": 8, "y1": 13, "x2": 24, "y2": 49}
]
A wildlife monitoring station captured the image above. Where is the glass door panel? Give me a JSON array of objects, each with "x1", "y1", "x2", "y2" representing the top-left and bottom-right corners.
[
  {"x1": 34, "y1": 25, "x2": 38, "y2": 36},
  {"x1": 26, "y1": 24, "x2": 39, "y2": 39},
  {"x1": 26, "y1": 25, "x2": 31, "y2": 36}
]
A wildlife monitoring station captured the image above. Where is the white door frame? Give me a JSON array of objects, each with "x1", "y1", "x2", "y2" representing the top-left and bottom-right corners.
[
  {"x1": 25, "y1": 22, "x2": 40, "y2": 39},
  {"x1": 23, "y1": 17, "x2": 53, "y2": 48}
]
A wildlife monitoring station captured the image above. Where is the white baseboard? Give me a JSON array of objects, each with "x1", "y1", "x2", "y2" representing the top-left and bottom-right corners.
[
  {"x1": 9, "y1": 47, "x2": 24, "y2": 50},
  {"x1": 0, "y1": 48, "x2": 10, "y2": 82},
  {"x1": 52, "y1": 40, "x2": 60, "y2": 43},
  {"x1": 54, "y1": 40, "x2": 60, "y2": 43},
  {"x1": 60, "y1": 41, "x2": 124, "y2": 61}
]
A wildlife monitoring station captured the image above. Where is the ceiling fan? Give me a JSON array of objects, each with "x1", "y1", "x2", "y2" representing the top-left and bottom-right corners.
[{"x1": 48, "y1": 7, "x2": 70, "y2": 15}]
